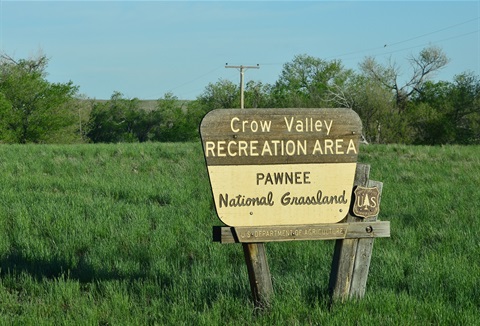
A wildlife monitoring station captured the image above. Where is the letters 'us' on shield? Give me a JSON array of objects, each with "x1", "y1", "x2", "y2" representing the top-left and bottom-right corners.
[{"x1": 200, "y1": 108, "x2": 363, "y2": 227}]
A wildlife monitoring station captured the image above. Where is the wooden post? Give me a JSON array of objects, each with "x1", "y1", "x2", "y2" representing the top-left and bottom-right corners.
[
  {"x1": 348, "y1": 179, "x2": 383, "y2": 298},
  {"x1": 329, "y1": 166, "x2": 363, "y2": 301},
  {"x1": 329, "y1": 163, "x2": 378, "y2": 301},
  {"x1": 242, "y1": 243, "x2": 273, "y2": 308}
]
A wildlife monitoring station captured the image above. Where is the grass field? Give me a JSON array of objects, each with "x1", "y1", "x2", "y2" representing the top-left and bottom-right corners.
[{"x1": 0, "y1": 142, "x2": 478, "y2": 324}]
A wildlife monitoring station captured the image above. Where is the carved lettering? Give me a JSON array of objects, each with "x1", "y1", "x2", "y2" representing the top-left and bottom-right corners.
[
  {"x1": 256, "y1": 171, "x2": 311, "y2": 186},
  {"x1": 204, "y1": 139, "x2": 356, "y2": 157},
  {"x1": 281, "y1": 190, "x2": 348, "y2": 206},
  {"x1": 219, "y1": 192, "x2": 275, "y2": 208},
  {"x1": 284, "y1": 117, "x2": 333, "y2": 135},
  {"x1": 231, "y1": 117, "x2": 272, "y2": 133}
]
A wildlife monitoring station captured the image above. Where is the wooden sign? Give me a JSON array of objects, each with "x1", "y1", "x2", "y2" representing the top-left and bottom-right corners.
[{"x1": 200, "y1": 108, "x2": 362, "y2": 227}]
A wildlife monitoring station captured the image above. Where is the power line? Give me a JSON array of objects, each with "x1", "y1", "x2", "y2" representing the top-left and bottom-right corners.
[
  {"x1": 385, "y1": 17, "x2": 479, "y2": 48},
  {"x1": 167, "y1": 17, "x2": 479, "y2": 99},
  {"x1": 166, "y1": 65, "x2": 223, "y2": 93},
  {"x1": 353, "y1": 29, "x2": 480, "y2": 62},
  {"x1": 259, "y1": 17, "x2": 480, "y2": 66},
  {"x1": 337, "y1": 17, "x2": 480, "y2": 60}
]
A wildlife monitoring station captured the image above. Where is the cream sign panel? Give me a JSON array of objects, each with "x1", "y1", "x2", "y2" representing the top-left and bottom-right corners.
[{"x1": 200, "y1": 108, "x2": 362, "y2": 227}]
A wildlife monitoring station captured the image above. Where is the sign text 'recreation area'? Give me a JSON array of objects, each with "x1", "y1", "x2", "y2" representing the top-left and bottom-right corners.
[{"x1": 200, "y1": 108, "x2": 362, "y2": 227}]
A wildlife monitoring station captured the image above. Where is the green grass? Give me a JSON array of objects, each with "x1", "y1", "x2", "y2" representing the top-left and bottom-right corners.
[{"x1": 0, "y1": 142, "x2": 478, "y2": 324}]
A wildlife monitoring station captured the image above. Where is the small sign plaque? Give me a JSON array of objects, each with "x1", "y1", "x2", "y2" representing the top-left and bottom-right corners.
[
  {"x1": 352, "y1": 186, "x2": 380, "y2": 218},
  {"x1": 200, "y1": 108, "x2": 362, "y2": 227}
]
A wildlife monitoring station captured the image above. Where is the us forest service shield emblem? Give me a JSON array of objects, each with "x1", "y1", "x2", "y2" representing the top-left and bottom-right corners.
[{"x1": 353, "y1": 186, "x2": 380, "y2": 218}]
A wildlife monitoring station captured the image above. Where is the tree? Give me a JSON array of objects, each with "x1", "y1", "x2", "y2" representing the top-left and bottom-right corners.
[
  {"x1": 409, "y1": 72, "x2": 480, "y2": 144},
  {"x1": 244, "y1": 80, "x2": 273, "y2": 108},
  {"x1": 327, "y1": 72, "x2": 399, "y2": 143},
  {"x1": 0, "y1": 92, "x2": 15, "y2": 142},
  {"x1": 271, "y1": 54, "x2": 347, "y2": 108},
  {"x1": 86, "y1": 92, "x2": 203, "y2": 143},
  {"x1": 155, "y1": 92, "x2": 192, "y2": 142},
  {"x1": 360, "y1": 45, "x2": 449, "y2": 111},
  {"x1": 197, "y1": 79, "x2": 239, "y2": 109},
  {"x1": 0, "y1": 53, "x2": 80, "y2": 143},
  {"x1": 87, "y1": 92, "x2": 145, "y2": 143}
]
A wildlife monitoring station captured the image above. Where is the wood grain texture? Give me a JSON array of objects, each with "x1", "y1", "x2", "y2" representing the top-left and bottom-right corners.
[
  {"x1": 212, "y1": 221, "x2": 390, "y2": 243},
  {"x1": 349, "y1": 180, "x2": 384, "y2": 298},
  {"x1": 242, "y1": 243, "x2": 273, "y2": 309},
  {"x1": 329, "y1": 163, "x2": 370, "y2": 301},
  {"x1": 200, "y1": 108, "x2": 362, "y2": 165}
]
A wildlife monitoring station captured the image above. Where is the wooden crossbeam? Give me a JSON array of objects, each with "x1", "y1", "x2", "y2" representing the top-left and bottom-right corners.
[{"x1": 213, "y1": 221, "x2": 390, "y2": 244}]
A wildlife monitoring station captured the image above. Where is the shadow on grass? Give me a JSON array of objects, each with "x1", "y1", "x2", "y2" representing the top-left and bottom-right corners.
[
  {"x1": 0, "y1": 249, "x2": 172, "y2": 290},
  {"x1": 304, "y1": 284, "x2": 334, "y2": 308},
  {"x1": 0, "y1": 248, "x2": 251, "y2": 309}
]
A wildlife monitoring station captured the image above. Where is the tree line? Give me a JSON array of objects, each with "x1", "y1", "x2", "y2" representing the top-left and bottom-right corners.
[{"x1": 1, "y1": 46, "x2": 479, "y2": 145}]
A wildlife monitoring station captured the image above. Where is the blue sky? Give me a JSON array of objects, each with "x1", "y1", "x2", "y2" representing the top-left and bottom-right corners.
[{"x1": 1, "y1": 1, "x2": 479, "y2": 100}]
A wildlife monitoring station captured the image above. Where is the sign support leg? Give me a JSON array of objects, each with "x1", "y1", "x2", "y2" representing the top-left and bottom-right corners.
[
  {"x1": 242, "y1": 242, "x2": 273, "y2": 308},
  {"x1": 329, "y1": 165, "x2": 384, "y2": 301},
  {"x1": 349, "y1": 180, "x2": 383, "y2": 298},
  {"x1": 329, "y1": 164, "x2": 369, "y2": 301}
]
